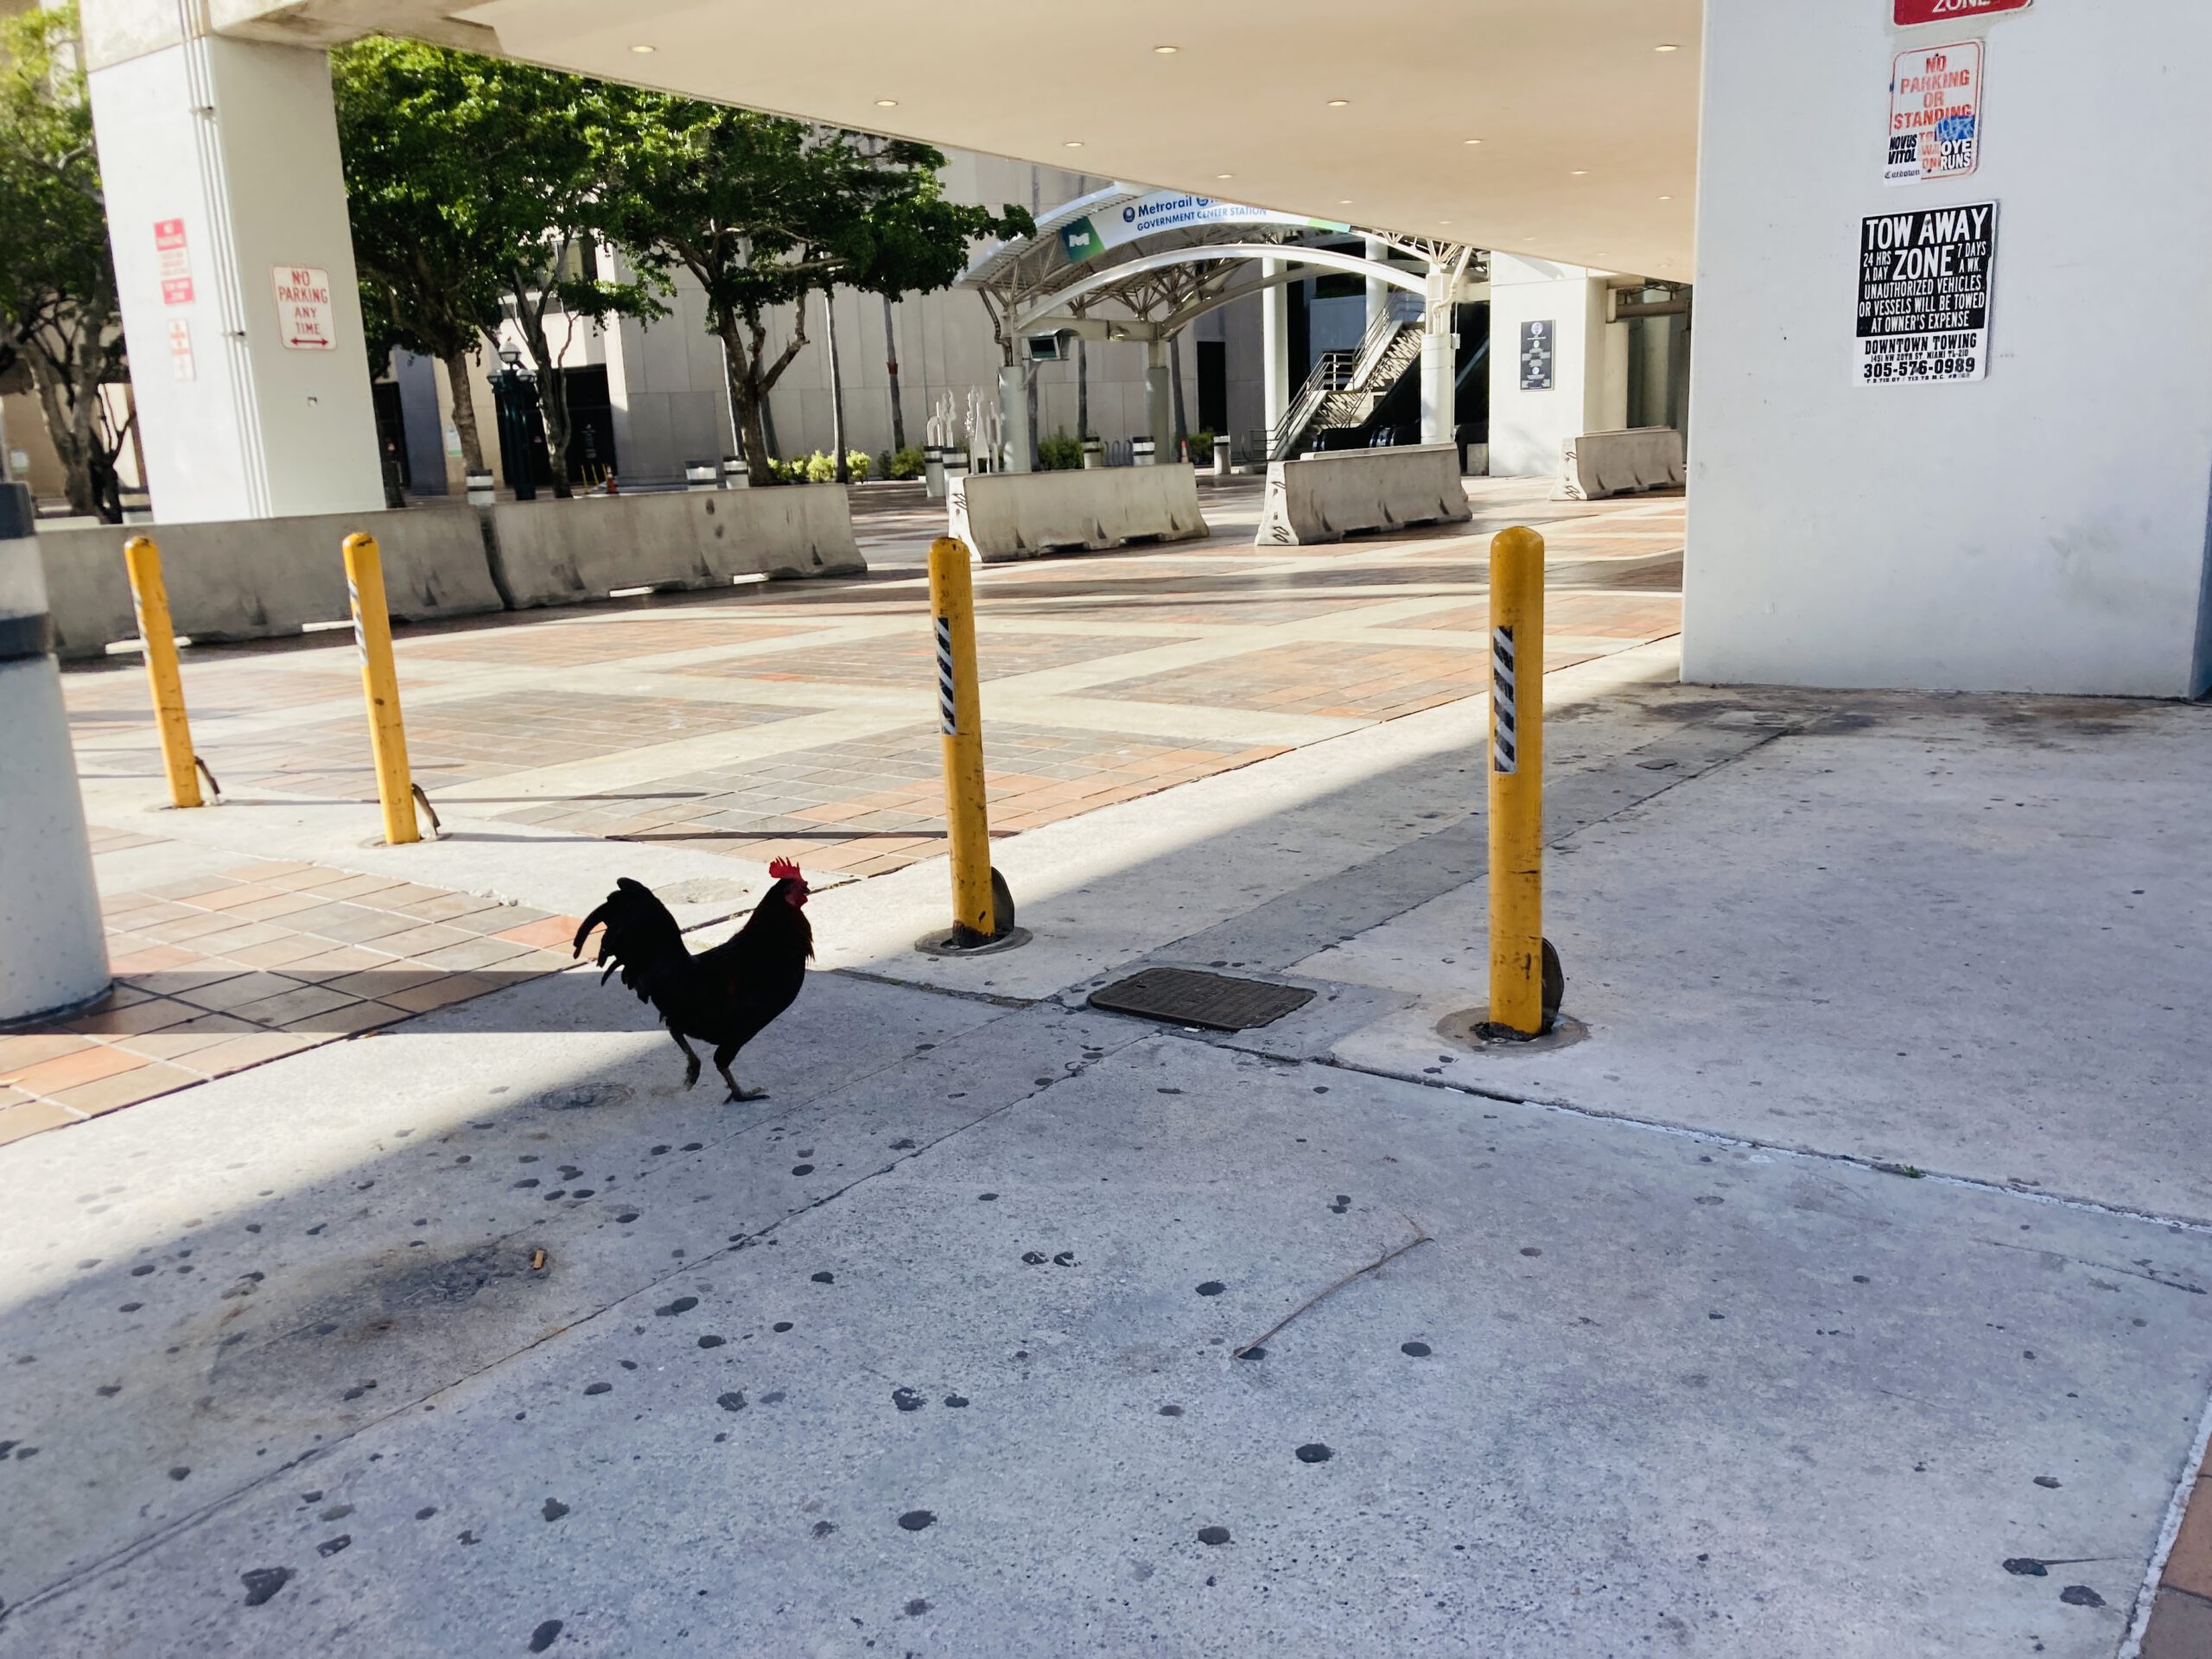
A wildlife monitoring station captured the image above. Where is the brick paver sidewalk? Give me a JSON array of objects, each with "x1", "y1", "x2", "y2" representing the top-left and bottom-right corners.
[{"x1": 18, "y1": 476, "x2": 1683, "y2": 1146}]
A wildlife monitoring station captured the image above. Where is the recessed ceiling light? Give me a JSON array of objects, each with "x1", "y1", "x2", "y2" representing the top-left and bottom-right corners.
[
  {"x1": 1656, "y1": 42, "x2": 1681, "y2": 52},
  {"x1": 1064, "y1": 140, "x2": 1084, "y2": 148},
  {"x1": 1216, "y1": 173, "x2": 1234, "y2": 180},
  {"x1": 1153, "y1": 44, "x2": 1179, "y2": 54},
  {"x1": 629, "y1": 42, "x2": 656, "y2": 53},
  {"x1": 874, "y1": 99, "x2": 898, "y2": 107},
  {"x1": 1338, "y1": 199, "x2": 1353, "y2": 205},
  {"x1": 1572, "y1": 169, "x2": 1589, "y2": 176},
  {"x1": 1463, "y1": 138, "x2": 1483, "y2": 146},
  {"x1": 1658, "y1": 194, "x2": 1674, "y2": 201},
  {"x1": 1325, "y1": 99, "x2": 1351, "y2": 108}
]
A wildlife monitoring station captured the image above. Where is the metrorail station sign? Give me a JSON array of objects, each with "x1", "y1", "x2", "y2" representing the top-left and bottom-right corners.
[
  {"x1": 1856, "y1": 202, "x2": 1997, "y2": 385},
  {"x1": 1895, "y1": 0, "x2": 2028, "y2": 25},
  {"x1": 1058, "y1": 192, "x2": 1348, "y2": 263}
]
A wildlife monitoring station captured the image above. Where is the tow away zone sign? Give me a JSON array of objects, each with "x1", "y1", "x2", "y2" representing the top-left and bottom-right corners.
[
  {"x1": 1895, "y1": 0, "x2": 2028, "y2": 25},
  {"x1": 1856, "y1": 202, "x2": 1997, "y2": 385}
]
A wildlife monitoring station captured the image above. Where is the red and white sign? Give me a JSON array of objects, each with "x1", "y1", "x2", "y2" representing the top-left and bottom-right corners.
[
  {"x1": 168, "y1": 318, "x2": 196, "y2": 382},
  {"x1": 1886, "y1": 41, "x2": 1983, "y2": 185},
  {"x1": 1895, "y1": 0, "x2": 2028, "y2": 26},
  {"x1": 155, "y1": 219, "x2": 194, "y2": 307},
  {"x1": 270, "y1": 265, "x2": 336, "y2": 351}
]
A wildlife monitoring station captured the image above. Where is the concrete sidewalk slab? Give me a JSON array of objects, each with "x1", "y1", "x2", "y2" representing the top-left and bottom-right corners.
[
  {"x1": 1309, "y1": 693, "x2": 2212, "y2": 1222},
  {"x1": 2, "y1": 1031, "x2": 2203, "y2": 1655}
]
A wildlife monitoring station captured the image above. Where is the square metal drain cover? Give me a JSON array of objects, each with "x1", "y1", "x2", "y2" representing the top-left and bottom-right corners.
[{"x1": 1088, "y1": 967, "x2": 1315, "y2": 1033}]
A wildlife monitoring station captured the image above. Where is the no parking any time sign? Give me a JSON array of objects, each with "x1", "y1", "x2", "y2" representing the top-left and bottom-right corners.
[{"x1": 270, "y1": 265, "x2": 336, "y2": 351}]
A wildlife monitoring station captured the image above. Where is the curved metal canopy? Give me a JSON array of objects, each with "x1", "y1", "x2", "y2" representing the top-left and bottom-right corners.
[{"x1": 962, "y1": 183, "x2": 1482, "y2": 346}]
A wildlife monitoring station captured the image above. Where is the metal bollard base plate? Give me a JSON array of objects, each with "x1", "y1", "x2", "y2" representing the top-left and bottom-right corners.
[
  {"x1": 1435, "y1": 1007, "x2": 1588, "y2": 1052},
  {"x1": 913, "y1": 925, "x2": 1033, "y2": 959}
]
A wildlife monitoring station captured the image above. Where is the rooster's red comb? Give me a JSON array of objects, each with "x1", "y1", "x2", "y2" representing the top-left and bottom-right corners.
[{"x1": 769, "y1": 856, "x2": 804, "y2": 883}]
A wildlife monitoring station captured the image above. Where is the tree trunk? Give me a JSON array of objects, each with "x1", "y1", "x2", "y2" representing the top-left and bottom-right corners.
[
  {"x1": 881, "y1": 293, "x2": 906, "y2": 454},
  {"x1": 824, "y1": 289, "x2": 849, "y2": 485},
  {"x1": 443, "y1": 346, "x2": 487, "y2": 475},
  {"x1": 25, "y1": 333, "x2": 99, "y2": 519},
  {"x1": 1077, "y1": 338, "x2": 1090, "y2": 440},
  {"x1": 719, "y1": 317, "x2": 775, "y2": 487},
  {"x1": 512, "y1": 276, "x2": 574, "y2": 500}
]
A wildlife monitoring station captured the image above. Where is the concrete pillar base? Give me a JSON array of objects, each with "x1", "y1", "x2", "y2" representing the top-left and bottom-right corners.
[{"x1": 0, "y1": 485, "x2": 108, "y2": 1024}]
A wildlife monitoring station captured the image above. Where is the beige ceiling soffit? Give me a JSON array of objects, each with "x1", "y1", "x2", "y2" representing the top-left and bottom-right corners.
[{"x1": 208, "y1": 0, "x2": 500, "y2": 53}]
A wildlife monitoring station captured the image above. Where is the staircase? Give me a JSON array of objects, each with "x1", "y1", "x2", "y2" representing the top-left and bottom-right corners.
[{"x1": 1264, "y1": 293, "x2": 1427, "y2": 461}]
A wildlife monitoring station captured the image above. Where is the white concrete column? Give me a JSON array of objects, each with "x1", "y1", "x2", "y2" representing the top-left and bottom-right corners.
[
  {"x1": 0, "y1": 485, "x2": 109, "y2": 1022},
  {"x1": 1485, "y1": 254, "x2": 1625, "y2": 479},
  {"x1": 1144, "y1": 340, "x2": 1173, "y2": 460},
  {"x1": 86, "y1": 14, "x2": 382, "y2": 523},
  {"x1": 1261, "y1": 259, "x2": 1290, "y2": 450},
  {"x1": 1420, "y1": 262, "x2": 1455, "y2": 448},
  {"x1": 1688, "y1": 0, "x2": 2212, "y2": 696},
  {"x1": 996, "y1": 363, "x2": 1032, "y2": 474},
  {"x1": 1363, "y1": 236, "x2": 1389, "y2": 335}
]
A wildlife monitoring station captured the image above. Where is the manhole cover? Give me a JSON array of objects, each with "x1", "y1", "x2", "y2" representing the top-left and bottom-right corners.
[{"x1": 1088, "y1": 967, "x2": 1314, "y2": 1033}]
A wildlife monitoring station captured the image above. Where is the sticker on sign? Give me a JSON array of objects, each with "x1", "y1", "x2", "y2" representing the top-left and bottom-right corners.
[
  {"x1": 1895, "y1": 0, "x2": 2028, "y2": 26},
  {"x1": 1886, "y1": 40, "x2": 1982, "y2": 185},
  {"x1": 1856, "y1": 202, "x2": 1998, "y2": 385},
  {"x1": 271, "y1": 265, "x2": 335, "y2": 351}
]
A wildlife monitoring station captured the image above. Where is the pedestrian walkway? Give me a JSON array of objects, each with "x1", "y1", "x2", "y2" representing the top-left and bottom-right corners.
[
  {"x1": 9, "y1": 478, "x2": 1681, "y2": 1147},
  {"x1": 17, "y1": 476, "x2": 2203, "y2": 1657}
]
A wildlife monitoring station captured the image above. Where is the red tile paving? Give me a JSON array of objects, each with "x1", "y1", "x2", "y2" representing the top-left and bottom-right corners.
[
  {"x1": 1084, "y1": 640, "x2": 1496, "y2": 721},
  {"x1": 41, "y1": 480, "x2": 1688, "y2": 1141},
  {"x1": 1, "y1": 841, "x2": 584, "y2": 1147}
]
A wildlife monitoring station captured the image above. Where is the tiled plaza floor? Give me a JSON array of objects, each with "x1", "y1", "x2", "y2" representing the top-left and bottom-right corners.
[
  {"x1": 0, "y1": 827, "x2": 582, "y2": 1146},
  {"x1": 25, "y1": 474, "x2": 1683, "y2": 1144}
]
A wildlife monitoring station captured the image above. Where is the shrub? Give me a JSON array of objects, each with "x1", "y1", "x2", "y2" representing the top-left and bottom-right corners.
[
  {"x1": 1038, "y1": 428, "x2": 1083, "y2": 471},
  {"x1": 1185, "y1": 429, "x2": 1217, "y2": 463},
  {"x1": 888, "y1": 446, "x2": 926, "y2": 480}
]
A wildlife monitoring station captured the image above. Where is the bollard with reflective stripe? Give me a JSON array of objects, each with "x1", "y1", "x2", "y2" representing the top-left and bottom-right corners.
[
  {"x1": 342, "y1": 532, "x2": 420, "y2": 846},
  {"x1": 1486, "y1": 525, "x2": 1546, "y2": 1035},
  {"x1": 123, "y1": 537, "x2": 202, "y2": 809},
  {"x1": 927, "y1": 536, "x2": 995, "y2": 943}
]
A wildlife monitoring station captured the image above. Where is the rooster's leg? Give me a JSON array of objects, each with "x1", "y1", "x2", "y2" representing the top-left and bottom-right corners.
[
  {"x1": 668, "y1": 1026, "x2": 702, "y2": 1090},
  {"x1": 715, "y1": 1043, "x2": 767, "y2": 1103}
]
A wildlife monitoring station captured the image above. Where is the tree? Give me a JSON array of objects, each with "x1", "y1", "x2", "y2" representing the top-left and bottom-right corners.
[
  {"x1": 0, "y1": 2, "x2": 130, "y2": 521},
  {"x1": 332, "y1": 38, "x2": 506, "y2": 480},
  {"x1": 604, "y1": 106, "x2": 1029, "y2": 486},
  {"x1": 332, "y1": 42, "x2": 659, "y2": 498}
]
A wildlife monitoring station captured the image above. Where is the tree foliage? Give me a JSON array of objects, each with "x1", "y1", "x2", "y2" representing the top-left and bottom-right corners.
[
  {"x1": 333, "y1": 40, "x2": 660, "y2": 495},
  {"x1": 601, "y1": 105, "x2": 1030, "y2": 484},
  {"x1": 0, "y1": 1, "x2": 129, "y2": 519}
]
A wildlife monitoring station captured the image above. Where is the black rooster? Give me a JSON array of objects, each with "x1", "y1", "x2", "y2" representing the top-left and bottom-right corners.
[{"x1": 572, "y1": 858, "x2": 812, "y2": 1103}]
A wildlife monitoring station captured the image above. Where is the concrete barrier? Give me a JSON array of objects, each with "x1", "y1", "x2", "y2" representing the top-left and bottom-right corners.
[
  {"x1": 1255, "y1": 443, "x2": 1472, "y2": 546},
  {"x1": 42, "y1": 507, "x2": 501, "y2": 657},
  {"x1": 485, "y1": 485, "x2": 862, "y2": 607},
  {"x1": 1557, "y1": 426, "x2": 1685, "y2": 500},
  {"x1": 41, "y1": 486, "x2": 865, "y2": 658},
  {"x1": 948, "y1": 467, "x2": 1209, "y2": 563}
]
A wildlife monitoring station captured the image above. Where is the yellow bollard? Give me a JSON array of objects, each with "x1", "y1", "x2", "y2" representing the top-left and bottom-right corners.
[
  {"x1": 928, "y1": 536, "x2": 995, "y2": 943},
  {"x1": 123, "y1": 537, "x2": 202, "y2": 809},
  {"x1": 1486, "y1": 526, "x2": 1546, "y2": 1035},
  {"x1": 342, "y1": 532, "x2": 419, "y2": 846}
]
